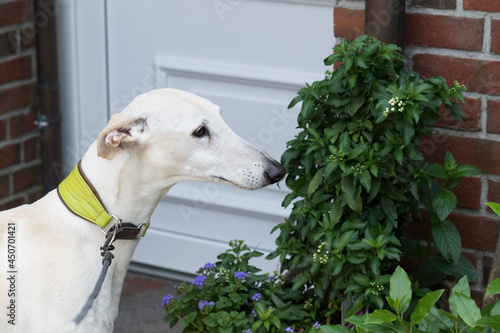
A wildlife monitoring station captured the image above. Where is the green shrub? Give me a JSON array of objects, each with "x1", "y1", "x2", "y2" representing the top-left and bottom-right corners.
[{"x1": 268, "y1": 35, "x2": 481, "y2": 321}]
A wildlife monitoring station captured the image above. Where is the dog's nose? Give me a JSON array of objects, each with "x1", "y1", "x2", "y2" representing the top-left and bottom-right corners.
[{"x1": 264, "y1": 160, "x2": 286, "y2": 184}]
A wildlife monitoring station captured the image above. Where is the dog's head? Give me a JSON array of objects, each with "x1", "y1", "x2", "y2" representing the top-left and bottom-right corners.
[{"x1": 96, "y1": 88, "x2": 285, "y2": 190}]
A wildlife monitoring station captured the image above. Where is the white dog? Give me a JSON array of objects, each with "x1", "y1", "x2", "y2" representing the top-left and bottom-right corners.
[{"x1": 0, "y1": 89, "x2": 285, "y2": 332}]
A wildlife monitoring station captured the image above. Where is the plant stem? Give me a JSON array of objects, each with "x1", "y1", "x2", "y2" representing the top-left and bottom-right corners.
[{"x1": 326, "y1": 279, "x2": 334, "y2": 325}]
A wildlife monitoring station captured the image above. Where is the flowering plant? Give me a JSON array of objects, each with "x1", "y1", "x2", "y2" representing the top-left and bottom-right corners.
[
  {"x1": 163, "y1": 240, "x2": 319, "y2": 333},
  {"x1": 269, "y1": 34, "x2": 481, "y2": 322}
]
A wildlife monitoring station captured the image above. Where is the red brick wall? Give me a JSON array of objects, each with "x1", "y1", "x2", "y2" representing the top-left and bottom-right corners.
[
  {"x1": 0, "y1": 0, "x2": 43, "y2": 210},
  {"x1": 334, "y1": 0, "x2": 500, "y2": 301}
]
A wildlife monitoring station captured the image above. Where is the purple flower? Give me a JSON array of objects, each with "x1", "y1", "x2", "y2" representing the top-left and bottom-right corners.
[
  {"x1": 234, "y1": 271, "x2": 248, "y2": 280},
  {"x1": 162, "y1": 294, "x2": 173, "y2": 306},
  {"x1": 268, "y1": 275, "x2": 275, "y2": 281},
  {"x1": 313, "y1": 321, "x2": 320, "y2": 329},
  {"x1": 203, "y1": 262, "x2": 215, "y2": 270},
  {"x1": 252, "y1": 293, "x2": 262, "y2": 302},
  {"x1": 251, "y1": 310, "x2": 257, "y2": 317},
  {"x1": 286, "y1": 327, "x2": 294, "y2": 332},
  {"x1": 245, "y1": 330, "x2": 252, "y2": 333},
  {"x1": 192, "y1": 275, "x2": 207, "y2": 289},
  {"x1": 198, "y1": 299, "x2": 215, "y2": 310}
]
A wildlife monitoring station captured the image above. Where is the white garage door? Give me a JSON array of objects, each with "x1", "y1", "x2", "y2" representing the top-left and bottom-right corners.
[{"x1": 57, "y1": 0, "x2": 334, "y2": 277}]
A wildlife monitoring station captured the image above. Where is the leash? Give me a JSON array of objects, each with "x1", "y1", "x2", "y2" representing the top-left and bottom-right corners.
[
  {"x1": 73, "y1": 222, "x2": 119, "y2": 325},
  {"x1": 72, "y1": 220, "x2": 149, "y2": 325}
]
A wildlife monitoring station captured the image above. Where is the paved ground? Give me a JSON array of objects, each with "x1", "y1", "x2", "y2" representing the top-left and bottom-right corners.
[{"x1": 114, "y1": 270, "x2": 184, "y2": 333}]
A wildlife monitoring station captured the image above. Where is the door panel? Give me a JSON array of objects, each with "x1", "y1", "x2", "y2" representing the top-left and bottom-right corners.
[{"x1": 59, "y1": 0, "x2": 334, "y2": 276}]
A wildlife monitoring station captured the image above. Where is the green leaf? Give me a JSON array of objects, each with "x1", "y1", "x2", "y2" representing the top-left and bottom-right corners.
[
  {"x1": 345, "y1": 95, "x2": 365, "y2": 116},
  {"x1": 308, "y1": 168, "x2": 324, "y2": 197},
  {"x1": 394, "y1": 146, "x2": 403, "y2": 165},
  {"x1": 424, "y1": 163, "x2": 448, "y2": 179},
  {"x1": 180, "y1": 311, "x2": 197, "y2": 327},
  {"x1": 203, "y1": 316, "x2": 218, "y2": 328},
  {"x1": 415, "y1": 83, "x2": 434, "y2": 94},
  {"x1": 320, "y1": 325, "x2": 352, "y2": 333},
  {"x1": 433, "y1": 189, "x2": 457, "y2": 221},
  {"x1": 403, "y1": 122, "x2": 415, "y2": 146},
  {"x1": 347, "y1": 147, "x2": 365, "y2": 159},
  {"x1": 486, "y1": 202, "x2": 500, "y2": 217},
  {"x1": 346, "y1": 314, "x2": 399, "y2": 333},
  {"x1": 450, "y1": 164, "x2": 482, "y2": 178},
  {"x1": 381, "y1": 196, "x2": 397, "y2": 225},
  {"x1": 432, "y1": 220, "x2": 461, "y2": 263},
  {"x1": 341, "y1": 176, "x2": 362, "y2": 213},
  {"x1": 324, "y1": 52, "x2": 343, "y2": 66},
  {"x1": 292, "y1": 273, "x2": 309, "y2": 291},
  {"x1": 453, "y1": 292, "x2": 481, "y2": 327},
  {"x1": 337, "y1": 230, "x2": 356, "y2": 252},
  {"x1": 474, "y1": 315, "x2": 500, "y2": 330},
  {"x1": 486, "y1": 278, "x2": 500, "y2": 295},
  {"x1": 410, "y1": 289, "x2": 444, "y2": 325},
  {"x1": 359, "y1": 170, "x2": 371, "y2": 192},
  {"x1": 352, "y1": 273, "x2": 370, "y2": 287},
  {"x1": 444, "y1": 151, "x2": 456, "y2": 171},
  {"x1": 269, "y1": 315, "x2": 281, "y2": 329},
  {"x1": 300, "y1": 97, "x2": 314, "y2": 118},
  {"x1": 431, "y1": 255, "x2": 477, "y2": 283},
  {"x1": 390, "y1": 266, "x2": 412, "y2": 315},
  {"x1": 365, "y1": 309, "x2": 399, "y2": 324},
  {"x1": 251, "y1": 320, "x2": 263, "y2": 332}
]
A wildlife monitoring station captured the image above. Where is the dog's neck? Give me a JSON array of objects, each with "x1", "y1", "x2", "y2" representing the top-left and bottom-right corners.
[{"x1": 80, "y1": 143, "x2": 174, "y2": 226}]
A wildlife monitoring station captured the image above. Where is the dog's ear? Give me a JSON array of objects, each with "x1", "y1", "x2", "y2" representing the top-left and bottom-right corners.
[{"x1": 97, "y1": 114, "x2": 150, "y2": 160}]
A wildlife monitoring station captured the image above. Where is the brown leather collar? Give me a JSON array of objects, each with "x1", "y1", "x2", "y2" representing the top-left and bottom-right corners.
[{"x1": 58, "y1": 160, "x2": 148, "y2": 240}]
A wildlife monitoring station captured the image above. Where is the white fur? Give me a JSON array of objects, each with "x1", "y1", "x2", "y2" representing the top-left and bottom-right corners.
[{"x1": 0, "y1": 89, "x2": 284, "y2": 332}]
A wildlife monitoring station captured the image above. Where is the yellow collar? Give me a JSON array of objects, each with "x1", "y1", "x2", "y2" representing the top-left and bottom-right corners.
[{"x1": 57, "y1": 161, "x2": 148, "y2": 237}]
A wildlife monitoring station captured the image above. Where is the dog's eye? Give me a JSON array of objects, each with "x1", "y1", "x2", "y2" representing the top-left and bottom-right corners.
[{"x1": 192, "y1": 126, "x2": 208, "y2": 138}]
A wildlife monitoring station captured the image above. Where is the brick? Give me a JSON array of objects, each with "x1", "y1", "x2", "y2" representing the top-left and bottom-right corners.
[
  {"x1": 13, "y1": 164, "x2": 42, "y2": 193},
  {"x1": 408, "y1": 0, "x2": 456, "y2": 9},
  {"x1": 464, "y1": 0, "x2": 500, "y2": 12},
  {"x1": 0, "y1": 84, "x2": 37, "y2": 114},
  {"x1": 484, "y1": 255, "x2": 494, "y2": 285},
  {"x1": 408, "y1": 211, "x2": 500, "y2": 251},
  {"x1": 471, "y1": 290, "x2": 484, "y2": 308},
  {"x1": 435, "y1": 97, "x2": 481, "y2": 131},
  {"x1": 488, "y1": 179, "x2": 500, "y2": 205},
  {"x1": 487, "y1": 100, "x2": 500, "y2": 134},
  {"x1": 0, "y1": 57, "x2": 31, "y2": 86},
  {"x1": 9, "y1": 109, "x2": 37, "y2": 139},
  {"x1": 0, "y1": 119, "x2": 6, "y2": 140},
  {"x1": 413, "y1": 54, "x2": 500, "y2": 95},
  {"x1": 492, "y1": 20, "x2": 500, "y2": 55},
  {"x1": 23, "y1": 136, "x2": 39, "y2": 162},
  {"x1": 20, "y1": 26, "x2": 36, "y2": 50},
  {"x1": 423, "y1": 135, "x2": 500, "y2": 175},
  {"x1": 0, "y1": 174, "x2": 9, "y2": 198},
  {"x1": 452, "y1": 213, "x2": 499, "y2": 251},
  {"x1": 334, "y1": 7, "x2": 365, "y2": 41},
  {"x1": 406, "y1": 14, "x2": 483, "y2": 51},
  {"x1": 452, "y1": 177, "x2": 482, "y2": 210},
  {"x1": 0, "y1": 197, "x2": 24, "y2": 211},
  {"x1": 27, "y1": 188, "x2": 44, "y2": 204},
  {"x1": 0, "y1": 31, "x2": 16, "y2": 56},
  {"x1": 0, "y1": 143, "x2": 20, "y2": 169},
  {"x1": 0, "y1": 1, "x2": 27, "y2": 26}
]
